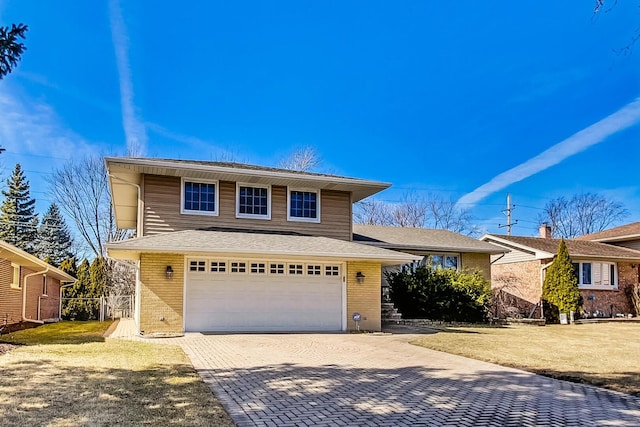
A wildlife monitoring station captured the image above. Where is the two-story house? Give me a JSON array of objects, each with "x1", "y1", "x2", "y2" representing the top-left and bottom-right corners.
[{"x1": 105, "y1": 157, "x2": 415, "y2": 335}]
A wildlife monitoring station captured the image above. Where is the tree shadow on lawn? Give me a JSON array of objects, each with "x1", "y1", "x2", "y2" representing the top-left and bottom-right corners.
[
  {"x1": 0, "y1": 358, "x2": 233, "y2": 426},
  {"x1": 201, "y1": 363, "x2": 640, "y2": 426}
]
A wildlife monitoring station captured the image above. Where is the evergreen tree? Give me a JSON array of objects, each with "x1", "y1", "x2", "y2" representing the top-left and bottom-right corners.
[
  {"x1": 542, "y1": 239, "x2": 581, "y2": 319},
  {"x1": 89, "y1": 257, "x2": 109, "y2": 300},
  {"x1": 0, "y1": 164, "x2": 37, "y2": 252},
  {"x1": 59, "y1": 257, "x2": 77, "y2": 278},
  {"x1": 62, "y1": 259, "x2": 92, "y2": 320},
  {"x1": 35, "y1": 203, "x2": 73, "y2": 266}
]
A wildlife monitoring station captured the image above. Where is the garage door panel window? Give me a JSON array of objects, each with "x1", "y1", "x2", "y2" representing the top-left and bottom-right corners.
[
  {"x1": 250, "y1": 262, "x2": 267, "y2": 274},
  {"x1": 288, "y1": 264, "x2": 304, "y2": 275},
  {"x1": 210, "y1": 261, "x2": 226, "y2": 273},
  {"x1": 325, "y1": 265, "x2": 340, "y2": 276},
  {"x1": 231, "y1": 262, "x2": 247, "y2": 273},
  {"x1": 189, "y1": 260, "x2": 207, "y2": 272},
  {"x1": 269, "y1": 263, "x2": 285, "y2": 275},
  {"x1": 307, "y1": 264, "x2": 322, "y2": 276}
]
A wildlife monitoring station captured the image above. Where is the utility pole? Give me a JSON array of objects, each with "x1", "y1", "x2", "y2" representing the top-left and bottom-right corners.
[{"x1": 498, "y1": 193, "x2": 518, "y2": 235}]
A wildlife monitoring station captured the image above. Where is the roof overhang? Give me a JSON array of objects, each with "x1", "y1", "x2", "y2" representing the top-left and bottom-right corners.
[
  {"x1": 0, "y1": 241, "x2": 75, "y2": 282},
  {"x1": 106, "y1": 157, "x2": 391, "y2": 230},
  {"x1": 481, "y1": 235, "x2": 552, "y2": 259},
  {"x1": 107, "y1": 230, "x2": 418, "y2": 266}
]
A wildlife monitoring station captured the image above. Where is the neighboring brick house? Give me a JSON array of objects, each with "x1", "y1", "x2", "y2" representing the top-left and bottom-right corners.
[
  {"x1": 352, "y1": 225, "x2": 505, "y2": 301},
  {"x1": 105, "y1": 157, "x2": 415, "y2": 335},
  {"x1": 481, "y1": 226, "x2": 640, "y2": 318},
  {"x1": 0, "y1": 240, "x2": 75, "y2": 327}
]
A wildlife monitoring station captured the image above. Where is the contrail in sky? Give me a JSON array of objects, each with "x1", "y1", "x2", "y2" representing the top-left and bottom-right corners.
[
  {"x1": 456, "y1": 97, "x2": 640, "y2": 207},
  {"x1": 109, "y1": 0, "x2": 147, "y2": 156}
]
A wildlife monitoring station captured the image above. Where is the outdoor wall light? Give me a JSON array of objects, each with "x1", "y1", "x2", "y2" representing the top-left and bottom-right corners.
[
  {"x1": 356, "y1": 271, "x2": 365, "y2": 284},
  {"x1": 165, "y1": 266, "x2": 174, "y2": 279}
]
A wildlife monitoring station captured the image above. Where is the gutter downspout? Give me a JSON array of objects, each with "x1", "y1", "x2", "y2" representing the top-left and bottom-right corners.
[
  {"x1": 22, "y1": 268, "x2": 50, "y2": 324},
  {"x1": 490, "y1": 251, "x2": 507, "y2": 264},
  {"x1": 540, "y1": 260, "x2": 554, "y2": 320},
  {"x1": 59, "y1": 281, "x2": 76, "y2": 321}
]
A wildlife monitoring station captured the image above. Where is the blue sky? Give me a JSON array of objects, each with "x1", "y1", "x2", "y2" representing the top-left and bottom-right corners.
[{"x1": 0, "y1": 1, "x2": 639, "y2": 237}]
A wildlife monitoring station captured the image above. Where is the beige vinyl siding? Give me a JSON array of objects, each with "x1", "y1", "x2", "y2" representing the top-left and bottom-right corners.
[
  {"x1": 491, "y1": 247, "x2": 537, "y2": 265},
  {"x1": 142, "y1": 175, "x2": 352, "y2": 240},
  {"x1": 346, "y1": 261, "x2": 381, "y2": 331},
  {"x1": 610, "y1": 239, "x2": 640, "y2": 252}
]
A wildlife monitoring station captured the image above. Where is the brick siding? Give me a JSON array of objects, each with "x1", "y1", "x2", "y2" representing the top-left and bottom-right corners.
[
  {"x1": 139, "y1": 253, "x2": 185, "y2": 334},
  {"x1": 346, "y1": 261, "x2": 381, "y2": 331}
]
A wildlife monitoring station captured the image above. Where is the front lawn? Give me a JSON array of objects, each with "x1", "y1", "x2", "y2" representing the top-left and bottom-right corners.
[
  {"x1": 412, "y1": 322, "x2": 640, "y2": 396},
  {"x1": 0, "y1": 321, "x2": 235, "y2": 426}
]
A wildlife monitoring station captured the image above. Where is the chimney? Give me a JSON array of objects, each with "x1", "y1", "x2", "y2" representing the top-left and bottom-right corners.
[{"x1": 539, "y1": 223, "x2": 552, "y2": 239}]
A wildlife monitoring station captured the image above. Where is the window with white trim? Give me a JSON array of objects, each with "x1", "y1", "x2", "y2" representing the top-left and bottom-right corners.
[
  {"x1": 288, "y1": 263, "x2": 304, "y2": 275},
  {"x1": 325, "y1": 265, "x2": 340, "y2": 276},
  {"x1": 210, "y1": 261, "x2": 227, "y2": 273},
  {"x1": 250, "y1": 262, "x2": 266, "y2": 274},
  {"x1": 11, "y1": 263, "x2": 20, "y2": 288},
  {"x1": 230, "y1": 262, "x2": 247, "y2": 273},
  {"x1": 307, "y1": 264, "x2": 322, "y2": 276},
  {"x1": 427, "y1": 254, "x2": 459, "y2": 270},
  {"x1": 572, "y1": 261, "x2": 617, "y2": 288},
  {"x1": 189, "y1": 260, "x2": 207, "y2": 272},
  {"x1": 236, "y1": 184, "x2": 271, "y2": 219},
  {"x1": 181, "y1": 179, "x2": 218, "y2": 215},
  {"x1": 288, "y1": 189, "x2": 320, "y2": 222},
  {"x1": 269, "y1": 263, "x2": 285, "y2": 275}
]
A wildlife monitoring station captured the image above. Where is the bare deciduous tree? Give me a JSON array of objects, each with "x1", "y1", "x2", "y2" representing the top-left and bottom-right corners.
[
  {"x1": 49, "y1": 154, "x2": 131, "y2": 258},
  {"x1": 354, "y1": 193, "x2": 480, "y2": 236},
  {"x1": 538, "y1": 192, "x2": 629, "y2": 238},
  {"x1": 278, "y1": 146, "x2": 321, "y2": 172}
]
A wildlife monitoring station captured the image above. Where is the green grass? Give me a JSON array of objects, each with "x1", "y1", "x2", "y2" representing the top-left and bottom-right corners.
[
  {"x1": 0, "y1": 321, "x2": 236, "y2": 426},
  {"x1": 411, "y1": 322, "x2": 640, "y2": 396},
  {"x1": 1, "y1": 320, "x2": 112, "y2": 345}
]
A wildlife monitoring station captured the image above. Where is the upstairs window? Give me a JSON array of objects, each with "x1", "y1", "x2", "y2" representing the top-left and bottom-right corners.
[
  {"x1": 288, "y1": 189, "x2": 320, "y2": 222},
  {"x1": 236, "y1": 184, "x2": 270, "y2": 219},
  {"x1": 181, "y1": 179, "x2": 218, "y2": 215}
]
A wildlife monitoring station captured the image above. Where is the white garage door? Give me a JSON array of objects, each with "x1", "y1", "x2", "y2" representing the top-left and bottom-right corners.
[{"x1": 185, "y1": 259, "x2": 344, "y2": 332}]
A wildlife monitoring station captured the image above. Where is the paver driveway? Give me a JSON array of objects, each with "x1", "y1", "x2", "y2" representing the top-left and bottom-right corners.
[{"x1": 178, "y1": 332, "x2": 640, "y2": 427}]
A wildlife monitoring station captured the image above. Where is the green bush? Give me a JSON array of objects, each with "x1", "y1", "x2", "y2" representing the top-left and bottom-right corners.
[{"x1": 386, "y1": 265, "x2": 491, "y2": 322}]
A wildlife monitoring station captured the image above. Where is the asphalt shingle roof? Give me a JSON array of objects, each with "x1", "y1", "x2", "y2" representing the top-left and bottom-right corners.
[
  {"x1": 485, "y1": 234, "x2": 640, "y2": 260},
  {"x1": 353, "y1": 224, "x2": 505, "y2": 254},
  {"x1": 107, "y1": 228, "x2": 418, "y2": 265},
  {"x1": 576, "y1": 222, "x2": 640, "y2": 242}
]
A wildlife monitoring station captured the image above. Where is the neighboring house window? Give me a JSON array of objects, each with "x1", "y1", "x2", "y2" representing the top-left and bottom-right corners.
[
  {"x1": 42, "y1": 275, "x2": 48, "y2": 296},
  {"x1": 10, "y1": 263, "x2": 20, "y2": 288},
  {"x1": 236, "y1": 184, "x2": 271, "y2": 219},
  {"x1": 427, "y1": 254, "x2": 459, "y2": 270},
  {"x1": 181, "y1": 179, "x2": 218, "y2": 215},
  {"x1": 572, "y1": 261, "x2": 617, "y2": 288},
  {"x1": 288, "y1": 189, "x2": 320, "y2": 223}
]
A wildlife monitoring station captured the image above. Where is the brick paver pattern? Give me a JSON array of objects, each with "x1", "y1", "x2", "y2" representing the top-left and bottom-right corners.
[{"x1": 173, "y1": 332, "x2": 640, "y2": 427}]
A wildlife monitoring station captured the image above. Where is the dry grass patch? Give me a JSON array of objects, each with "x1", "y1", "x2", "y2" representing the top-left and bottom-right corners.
[
  {"x1": 0, "y1": 321, "x2": 235, "y2": 426},
  {"x1": 411, "y1": 322, "x2": 640, "y2": 396}
]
